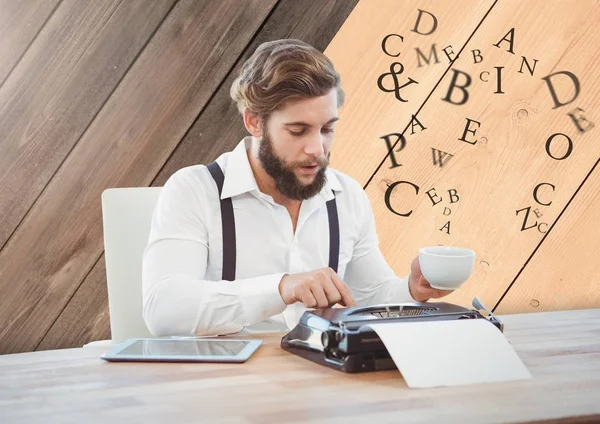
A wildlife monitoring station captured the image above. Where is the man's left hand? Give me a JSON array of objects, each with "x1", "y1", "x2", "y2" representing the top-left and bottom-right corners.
[{"x1": 408, "y1": 255, "x2": 454, "y2": 302}]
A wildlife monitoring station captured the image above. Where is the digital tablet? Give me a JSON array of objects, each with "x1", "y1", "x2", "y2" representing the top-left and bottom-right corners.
[{"x1": 100, "y1": 338, "x2": 262, "y2": 363}]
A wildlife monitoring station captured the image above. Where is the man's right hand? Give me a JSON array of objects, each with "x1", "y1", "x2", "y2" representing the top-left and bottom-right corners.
[{"x1": 278, "y1": 267, "x2": 357, "y2": 308}]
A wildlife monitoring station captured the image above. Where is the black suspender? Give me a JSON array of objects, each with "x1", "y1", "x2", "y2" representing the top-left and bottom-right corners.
[
  {"x1": 326, "y1": 196, "x2": 340, "y2": 273},
  {"x1": 206, "y1": 161, "x2": 340, "y2": 281},
  {"x1": 206, "y1": 162, "x2": 237, "y2": 281}
]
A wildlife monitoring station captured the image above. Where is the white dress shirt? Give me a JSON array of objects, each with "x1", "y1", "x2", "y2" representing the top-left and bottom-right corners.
[{"x1": 142, "y1": 136, "x2": 413, "y2": 337}]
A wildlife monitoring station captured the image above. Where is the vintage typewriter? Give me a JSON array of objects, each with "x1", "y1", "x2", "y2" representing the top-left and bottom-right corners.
[{"x1": 281, "y1": 297, "x2": 503, "y2": 373}]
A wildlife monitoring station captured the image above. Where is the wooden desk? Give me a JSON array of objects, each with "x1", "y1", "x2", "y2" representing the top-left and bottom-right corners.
[{"x1": 1, "y1": 309, "x2": 599, "y2": 423}]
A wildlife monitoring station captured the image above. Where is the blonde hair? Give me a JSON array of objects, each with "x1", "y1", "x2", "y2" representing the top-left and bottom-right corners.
[{"x1": 230, "y1": 39, "x2": 345, "y2": 119}]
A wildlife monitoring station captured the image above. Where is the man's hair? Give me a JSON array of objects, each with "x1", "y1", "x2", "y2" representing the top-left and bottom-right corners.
[{"x1": 230, "y1": 39, "x2": 345, "y2": 119}]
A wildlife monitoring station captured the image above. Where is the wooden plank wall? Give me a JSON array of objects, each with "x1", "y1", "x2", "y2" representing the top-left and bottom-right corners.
[
  {"x1": 1, "y1": 0, "x2": 598, "y2": 354},
  {"x1": 0, "y1": 0, "x2": 359, "y2": 354}
]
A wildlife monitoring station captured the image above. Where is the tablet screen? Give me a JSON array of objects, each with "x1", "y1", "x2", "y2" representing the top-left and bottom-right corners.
[{"x1": 116, "y1": 339, "x2": 250, "y2": 357}]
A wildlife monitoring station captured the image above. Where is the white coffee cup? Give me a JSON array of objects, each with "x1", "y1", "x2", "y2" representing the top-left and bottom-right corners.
[{"x1": 418, "y1": 246, "x2": 476, "y2": 290}]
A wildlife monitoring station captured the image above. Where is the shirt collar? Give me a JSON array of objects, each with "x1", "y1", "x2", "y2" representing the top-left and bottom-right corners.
[{"x1": 220, "y1": 136, "x2": 344, "y2": 200}]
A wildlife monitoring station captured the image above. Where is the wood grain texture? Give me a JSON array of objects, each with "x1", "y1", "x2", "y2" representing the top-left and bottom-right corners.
[
  {"x1": 495, "y1": 160, "x2": 600, "y2": 314},
  {"x1": 0, "y1": 0, "x2": 278, "y2": 354},
  {"x1": 35, "y1": 255, "x2": 111, "y2": 351},
  {"x1": 348, "y1": 0, "x2": 600, "y2": 313},
  {"x1": 0, "y1": 0, "x2": 176, "y2": 252},
  {"x1": 325, "y1": 0, "x2": 496, "y2": 186},
  {"x1": 1, "y1": 309, "x2": 600, "y2": 423},
  {"x1": 0, "y1": 0, "x2": 61, "y2": 85},
  {"x1": 154, "y1": 0, "x2": 361, "y2": 185},
  {"x1": 38, "y1": 0, "x2": 360, "y2": 351}
]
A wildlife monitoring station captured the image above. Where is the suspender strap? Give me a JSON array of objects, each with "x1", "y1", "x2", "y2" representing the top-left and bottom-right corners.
[
  {"x1": 207, "y1": 161, "x2": 340, "y2": 279},
  {"x1": 326, "y1": 193, "x2": 340, "y2": 273},
  {"x1": 206, "y1": 162, "x2": 237, "y2": 281}
]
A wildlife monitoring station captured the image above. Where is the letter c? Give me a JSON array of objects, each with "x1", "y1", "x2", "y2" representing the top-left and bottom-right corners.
[
  {"x1": 385, "y1": 180, "x2": 419, "y2": 217},
  {"x1": 533, "y1": 183, "x2": 555, "y2": 206},
  {"x1": 382, "y1": 34, "x2": 404, "y2": 58}
]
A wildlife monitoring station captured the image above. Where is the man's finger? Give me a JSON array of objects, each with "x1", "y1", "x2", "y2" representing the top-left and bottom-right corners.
[
  {"x1": 430, "y1": 289, "x2": 454, "y2": 298},
  {"x1": 420, "y1": 278, "x2": 453, "y2": 296},
  {"x1": 322, "y1": 278, "x2": 342, "y2": 306},
  {"x1": 300, "y1": 289, "x2": 317, "y2": 308},
  {"x1": 420, "y1": 283, "x2": 453, "y2": 298},
  {"x1": 311, "y1": 284, "x2": 329, "y2": 308},
  {"x1": 329, "y1": 271, "x2": 356, "y2": 307}
]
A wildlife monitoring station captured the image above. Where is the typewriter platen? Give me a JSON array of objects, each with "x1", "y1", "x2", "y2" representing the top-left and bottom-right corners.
[{"x1": 281, "y1": 298, "x2": 503, "y2": 373}]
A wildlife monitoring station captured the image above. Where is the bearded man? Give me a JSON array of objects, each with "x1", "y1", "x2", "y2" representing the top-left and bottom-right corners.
[{"x1": 142, "y1": 39, "x2": 452, "y2": 337}]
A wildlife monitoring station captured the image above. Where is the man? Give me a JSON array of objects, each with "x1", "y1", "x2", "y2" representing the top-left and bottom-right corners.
[{"x1": 142, "y1": 39, "x2": 453, "y2": 337}]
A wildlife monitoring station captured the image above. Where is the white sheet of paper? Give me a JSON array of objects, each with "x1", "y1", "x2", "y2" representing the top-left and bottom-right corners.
[{"x1": 366, "y1": 319, "x2": 532, "y2": 388}]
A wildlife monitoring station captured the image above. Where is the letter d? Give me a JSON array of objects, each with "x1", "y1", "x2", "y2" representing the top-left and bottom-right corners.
[
  {"x1": 542, "y1": 71, "x2": 580, "y2": 109},
  {"x1": 411, "y1": 9, "x2": 438, "y2": 36}
]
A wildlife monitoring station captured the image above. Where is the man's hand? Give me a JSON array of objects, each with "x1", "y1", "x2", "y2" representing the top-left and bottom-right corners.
[
  {"x1": 278, "y1": 267, "x2": 357, "y2": 308},
  {"x1": 408, "y1": 255, "x2": 454, "y2": 302}
]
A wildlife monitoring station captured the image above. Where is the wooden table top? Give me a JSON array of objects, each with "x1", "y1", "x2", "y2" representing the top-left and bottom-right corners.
[{"x1": 1, "y1": 308, "x2": 600, "y2": 424}]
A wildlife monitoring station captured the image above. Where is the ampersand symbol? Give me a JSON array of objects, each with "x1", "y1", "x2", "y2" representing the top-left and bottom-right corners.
[
  {"x1": 377, "y1": 62, "x2": 405, "y2": 101},
  {"x1": 377, "y1": 62, "x2": 418, "y2": 102}
]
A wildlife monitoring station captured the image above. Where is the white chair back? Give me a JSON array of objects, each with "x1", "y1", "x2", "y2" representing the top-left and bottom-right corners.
[{"x1": 101, "y1": 187, "x2": 162, "y2": 342}]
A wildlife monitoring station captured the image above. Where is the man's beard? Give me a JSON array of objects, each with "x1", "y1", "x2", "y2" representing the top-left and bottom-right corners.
[{"x1": 258, "y1": 129, "x2": 329, "y2": 201}]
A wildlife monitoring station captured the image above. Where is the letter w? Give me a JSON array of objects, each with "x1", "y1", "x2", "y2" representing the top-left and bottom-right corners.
[{"x1": 431, "y1": 148, "x2": 453, "y2": 167}]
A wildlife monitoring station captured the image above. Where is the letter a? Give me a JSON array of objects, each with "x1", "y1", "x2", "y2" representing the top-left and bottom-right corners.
[{"x1": 493, "y1": 28, "x2": 515, "y2": 54}]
